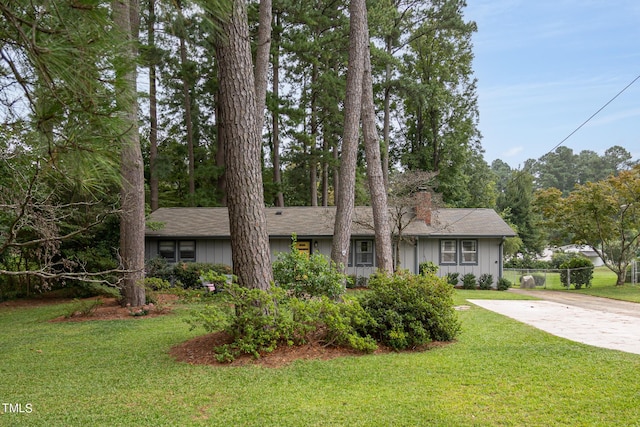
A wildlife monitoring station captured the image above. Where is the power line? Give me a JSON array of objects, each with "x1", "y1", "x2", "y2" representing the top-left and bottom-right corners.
[{"x1": 545, "y1": 73, "x2": 640, "y2": 156}]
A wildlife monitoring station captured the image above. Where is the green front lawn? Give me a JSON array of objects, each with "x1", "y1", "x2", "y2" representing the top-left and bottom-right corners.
[{"x1": 1, "y1": 294, "x2": 640, "y2": 426}]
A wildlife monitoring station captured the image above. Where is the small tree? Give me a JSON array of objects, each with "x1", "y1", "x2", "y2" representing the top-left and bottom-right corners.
[{"x1": 534, "y1": 166, "x2": 640, "y2": 286}]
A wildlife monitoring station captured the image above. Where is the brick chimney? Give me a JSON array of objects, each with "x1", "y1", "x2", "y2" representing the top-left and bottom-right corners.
[{"x1": 415, "y1": 190, "x2": 432, "y2": 225}]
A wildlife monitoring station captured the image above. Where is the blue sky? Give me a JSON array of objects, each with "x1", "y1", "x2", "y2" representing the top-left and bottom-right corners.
[{"x1": 464, "y1": 0, "x2": 640, "y2": 169}]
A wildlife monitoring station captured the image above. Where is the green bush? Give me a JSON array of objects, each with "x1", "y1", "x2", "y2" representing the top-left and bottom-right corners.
[
  {"x1": 187, "y1": 284, "x2": 376, "y2": 362},
  {"x1": 273, "y1": 242, "x2": 346, "y2": 299},
  {"x1": 172, "y1": 262, "x2": 231, "y2": 289},
  {"x1": 559, "y1": 257, "x2": 594, "y2": 289},
  {"x1": 461, "y1": 273, "x2": 477, "y2": 290},
  {"x1": 497, "y1": 277, "x2": 512, "y2": 291},
  {"x1": 145, "y1": 259, "x2": 233, "y2": 289},
  {"x1": 419, "y1": 261, "x2": 438, "y2": 275},
  {"x1": 477, "y1": 273, "x2": 493, "y2": 290},
  {"x1": 359, "y1": 271, "x2": 460, "y2": 350},
  {"x1": 288, "y1": 296, "x2": 377, "y2": 353},
  {"x1": 143, "y1": 277, "x2": 171, "y2": 291},
  {"x1": 445, "y1": 272, "x2": 460, "y2": 286}
]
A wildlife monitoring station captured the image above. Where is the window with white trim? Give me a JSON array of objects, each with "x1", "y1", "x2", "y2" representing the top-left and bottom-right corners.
[
  {"x1": 440, "y1": 240, "x2": 457, "y2": 264},
  {"x1": 354, "y1": 240, "x2": 374, "y2": 267},
  {"x1": 460, "y1": 240, "x2": 478, "y2": 264}
]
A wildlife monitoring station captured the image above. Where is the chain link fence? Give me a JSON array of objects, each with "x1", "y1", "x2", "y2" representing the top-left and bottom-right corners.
[
  {"x1": 506, "y1": 262, "x2": 639, "y2": 289},
  {"x1": 504, "y1": 267, "x2": 596, "y2": 290}
]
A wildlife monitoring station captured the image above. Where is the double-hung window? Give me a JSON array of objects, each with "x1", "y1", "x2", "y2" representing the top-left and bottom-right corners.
[
  {"x1": 179, "y1": 241, "x2": 196, "y2": 262},
  {"x1": 158, "y1": 240, "x2": 196, "y2": 262},
  {"x1": 159, "y1": 241, "x2": 176, "y2": 262},
  {"x1": 460, "y1": 240, "x2": 478, "y2": 264},
  {"x1": 440, "y1": 240, "x2": 457, "y2": 265},
  {"x1": 354, "y1": 240, "x2": 374, "y2": 267}
]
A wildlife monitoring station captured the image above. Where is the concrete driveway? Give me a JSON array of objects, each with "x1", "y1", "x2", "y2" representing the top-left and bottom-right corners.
[{"x1": 467, "y1": 289, "x2": 640, "y2": 355}]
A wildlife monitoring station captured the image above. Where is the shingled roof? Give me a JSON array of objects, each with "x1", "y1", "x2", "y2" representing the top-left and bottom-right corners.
[{"x1": 146, "y1": 206, "x2": 516, "y2": 239}]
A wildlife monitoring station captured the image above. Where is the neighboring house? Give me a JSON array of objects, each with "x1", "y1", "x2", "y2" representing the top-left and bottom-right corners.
[
  {"x1": 539, "y1": 245, "x2": 605, "y2": 267},
  {"x1": 145, "y1": 198, "x2": 517, "y2": 282}
]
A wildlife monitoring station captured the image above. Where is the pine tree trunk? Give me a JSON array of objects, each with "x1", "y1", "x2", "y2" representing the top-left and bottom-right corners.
[
  {"x1": 177, "y1": 1, "x2": 196, "y2": 204},
  {"x1": 254, "y1": 0, "x2": 271, "y2": 135},
  {"x1": 382, "y1": 35, "x2": 392, "y2": 189},
  {"x1": 272, "y1": 13, "x2": 284, "y2": 207},
  {"x1": 362, "y1": 38, "x2": 393, "y2": 274},
  {"x1": 216, "y1": 0, "x2": 272, "y2": 290},
  {"x1": 113, "y1": 0, "x2": 145, "y2": 306},
  {"x1": 331, "y1": 0, "x2": 367, "y2": 270},
  {"x1": 148, "y1": 0, "x2": 159, "y2": 211}
]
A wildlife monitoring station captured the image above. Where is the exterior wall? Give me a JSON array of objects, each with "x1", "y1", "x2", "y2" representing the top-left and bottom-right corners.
[
  {"x1": 396, "y1": 240, "x2": 419, "y2": 274},
  {"x1": 417, "y1": 237, "x2": 504, "y2": 284},
  {"x1": 145, "y1": 236, "x2": 505, "y2": 283},
  {"x1": 145, "y1": 238, "x2": 233, "y2": 265}
]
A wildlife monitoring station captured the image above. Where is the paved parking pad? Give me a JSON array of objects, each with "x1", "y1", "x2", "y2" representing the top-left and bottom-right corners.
[{"x1": 467, "y1": 299, "x2": 640, "y2": 355}]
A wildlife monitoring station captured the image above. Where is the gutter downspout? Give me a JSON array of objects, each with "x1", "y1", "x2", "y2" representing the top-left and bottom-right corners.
[
  {"x1": 415, "y1": 237, "x2": 420, "y2": 275},
  {"x1": 499, "y1": 237, "x2": 505, "y2": 279}
]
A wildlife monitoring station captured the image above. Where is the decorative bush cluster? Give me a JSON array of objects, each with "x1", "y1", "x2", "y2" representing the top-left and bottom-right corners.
[
  {"x1": 358, "y1": 271, "x2": 461, "y2": 350},
  {"x1": 188, "y1": 284, "x2": 376, "y2": 362},
  {"x1": 272, "y1": 241, "x2": 346, "y2": 300},
  {"x1": 145, "y1": 258, "x2": 232, "y2": 289},
  {"x1": 187, "y1": 270, "x2": 462, "y2": 361}
]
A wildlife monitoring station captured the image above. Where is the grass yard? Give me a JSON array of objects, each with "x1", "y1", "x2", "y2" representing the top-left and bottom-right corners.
[
  {"x1": 2, "y1": 293, "x2": 640, "y2": 426},
  {"x1": 505, "y1": 266, "x2": 640, "y2": 303}
]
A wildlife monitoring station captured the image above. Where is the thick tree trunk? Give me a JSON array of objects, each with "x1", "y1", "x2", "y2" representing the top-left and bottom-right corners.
[
  {"x1": 148, "y1": 0, "x2": 159, "y2": 211},
  {"x1": 113, "y1": 0, "x2": 145, "y2": 306},
  {"x1": 382, "y1": 35, "x2": 392, "y2": 189},
  {"x1": 362, "y1": 39, "x2": 393, "y2": 274},
  {"x1": 177, "y1": 1, "x2": 196, "y2": 204},
  {"x1": 331, "y1": 0, "x2": 367, "y2": 270},
  {"x1": 309, "y1": 63, "x2": 319, "y2": 207},
  {"x1": 215, "y1": 98, "x2": 227, "y2": 206},
  {"x1": 321, "y1": 136, "x2": 329, "y2": 206},
  {"x1": 272, "y1": 13, "x2": 284, "y2": 207},
  {"x1": 217, "y1": 0, "x2": 272, "y2": 290},
  {"x1": 254, "y1": 0, "x2": 271, "y2": 135}
]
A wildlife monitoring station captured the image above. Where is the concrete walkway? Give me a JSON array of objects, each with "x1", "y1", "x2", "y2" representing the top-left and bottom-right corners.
[{"x1": 467, "y1": 289, "x2": 640, "y2": 355}]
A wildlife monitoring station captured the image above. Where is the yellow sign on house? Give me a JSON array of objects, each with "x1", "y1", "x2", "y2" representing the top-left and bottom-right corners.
[{"x1": 295, "y1": 241, "x2": 311, "y2": 257}]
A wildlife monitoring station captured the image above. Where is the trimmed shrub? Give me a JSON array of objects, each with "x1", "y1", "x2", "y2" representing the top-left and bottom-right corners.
[
  {"x1": 497, "y1": 277, "x2": 512, "y2": 291},
  {"x1": 461, "y1": 273, "x2": 477, "y2": 290},
  {"x1": 359, "y1": 271, "x2": 460, "y2": 350},
  {"x1": 477, "y1": 273, "x2": 493, "y2": 290},
  {"x1": 559, "y1": 257, "x2": 594, "y2": 289},
  {"x1": 273, "y1": 243, "x2": 346, "y2": 299},
  {"x1": 445, "y1": 272, "x2": 460, "y2": 286}
]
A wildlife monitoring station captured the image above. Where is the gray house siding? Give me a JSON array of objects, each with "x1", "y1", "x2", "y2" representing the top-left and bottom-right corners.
[
  {"x1": 146, "y1": 235, "x2": 505, "y2": 282},
  {"x1": 144, "y1": 206, "x2": 516, "y2": 283},
  {"x1": 417, "y1": 237, "x2": 504, "y2": 282}
]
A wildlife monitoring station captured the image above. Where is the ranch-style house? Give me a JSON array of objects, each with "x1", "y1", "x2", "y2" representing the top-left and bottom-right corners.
[{"x1": 145, "y1": 195, "x2": 517, "y2": 283}]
